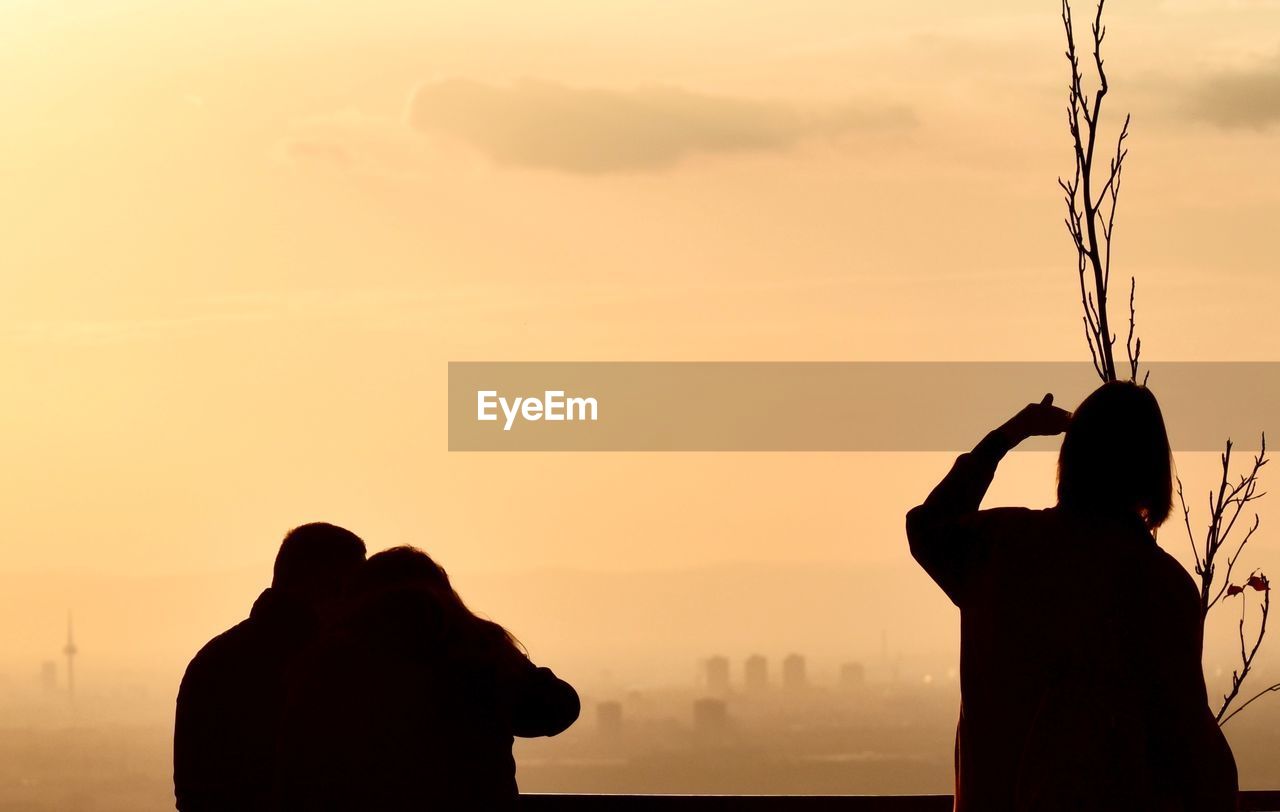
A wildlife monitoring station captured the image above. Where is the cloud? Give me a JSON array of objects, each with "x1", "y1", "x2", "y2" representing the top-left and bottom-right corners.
[
  {"x1": 1185, "y1": 53, "x2": 1280, "y2": 129},
  {"x1": 406, "y1": 79, "x2": 915, "y2": 173},
  {"x1": 282, "y1": 139, "x2": 354, "y2": 168},
  {"x1": 276, "y1": 109, "x2": 435, "y2": 179}
]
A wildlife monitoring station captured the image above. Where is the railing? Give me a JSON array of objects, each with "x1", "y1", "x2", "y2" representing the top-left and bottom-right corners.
[
  {"x1": 522, "y1": 797, "x2": 950, "y2": 811},
  {"x1": 522, "y1": 792, "x2": 1280, "y2": 811}
]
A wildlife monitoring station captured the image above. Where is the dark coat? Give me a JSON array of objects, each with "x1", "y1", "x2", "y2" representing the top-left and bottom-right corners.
[
  {"x1": 274, "y1": 588, "x2": 580, "y2": 811},
  {"x1": 174, "y1": 588, "x2": 319, "y2": 811},
  {"x1": 907, "y1": 430, "x2": 1238, "y2": 812}
]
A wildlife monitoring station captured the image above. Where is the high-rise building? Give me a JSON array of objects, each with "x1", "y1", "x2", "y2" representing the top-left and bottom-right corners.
[
  {"x1": 597, "y1": 701, "x2": 623, "y2": 737},
  {"x1": 692, "y1": 697, "x2": 729, "y2": 736},
  {"x1": 704, "y1": 655, "x2": 730, "y2": 694},
  {"x1": 62, "y1": 614, "x2": 78, "y2": 701},
  {"x1": 40, "y1": 661, "x2": 57, "y2": 694},
  {"x1": 782, "y1": 653, "x2": 807, "y2": 691},
  {"x1": 744, "y1": 654, "x2": 767, "y2": 692},
  {"x1": 839, "y1": 661, "x2": 866, "y2": 688}
]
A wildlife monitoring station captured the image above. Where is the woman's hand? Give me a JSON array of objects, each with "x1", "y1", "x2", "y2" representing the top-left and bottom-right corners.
[{"x1": 997, "y1": 393, "x2": 1071, "y2": 447}]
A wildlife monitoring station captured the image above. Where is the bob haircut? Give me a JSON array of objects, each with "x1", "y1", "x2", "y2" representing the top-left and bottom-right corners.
[{"x1": 1057, "y1": 380, "x2": 1173, "y2": 531}]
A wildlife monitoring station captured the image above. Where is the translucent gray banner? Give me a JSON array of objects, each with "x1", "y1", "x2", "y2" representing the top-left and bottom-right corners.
[{"x1": 447, "y1": 362, "x2": 1275, "y2": 451}]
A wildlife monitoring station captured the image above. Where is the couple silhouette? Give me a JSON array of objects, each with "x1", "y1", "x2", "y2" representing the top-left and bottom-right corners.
[
  {"x1": 174, "y1": 535, "x2": 579, "y2": 811},
  {"x1": 174, "y1": 380, "x2": 1238, "y2": 811}
]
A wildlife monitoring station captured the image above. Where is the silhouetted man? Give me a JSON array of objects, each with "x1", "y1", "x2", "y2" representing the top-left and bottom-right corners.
[{"x1": 174, "y1": 522, "x2": 366, "y2": 811}]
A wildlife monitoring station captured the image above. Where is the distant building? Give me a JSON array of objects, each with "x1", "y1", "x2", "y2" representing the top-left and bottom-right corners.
[
  {"x1": 703, "y1": 655, "x2": 730, "y2": 694},
  {"x1": 63, "y1": 614, "x2": 78, "y2": 701},
  {"x1": 839, "y1": 661, "x2": 866, "y2": 688},
  {"x1": 597, "y1": 701, "x2": 623, "y2": 737},
  {"x1": 40, "y1": 661, "x2": 57, "y2": 694},
  {"x1": 692, "y1": 697, "x2": 729, "y2": 736},
  {"x1": 782, "y1": 653, "x2": 807, "y2": 691},
  {"x1": 744, "y1": 654, "x2": 767, "y2": 692}
]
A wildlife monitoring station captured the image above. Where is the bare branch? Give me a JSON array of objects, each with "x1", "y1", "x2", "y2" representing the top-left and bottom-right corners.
[
  {"x1": 1062, "y1": 0, "x2": 1127, "y2": 382},
  {"x1": 1178, "y1": 477, "x2": 1199, "y2": 565},
  {"x1": 1059, "y1": 1, "x2": 1274, "y2": 726},
  {"x1": 1216, "y1": 577, "x2": 1271, "y2": 722},
  {"x1": 1126, "y1": 276, "x2": 1140, "y2": 382},
  {"x1": 1221, "y1": 680, "x2": 1280, "y2": 726}
]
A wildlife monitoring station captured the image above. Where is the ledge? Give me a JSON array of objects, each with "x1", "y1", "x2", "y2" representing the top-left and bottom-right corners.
[{"x1": 521, "y1": 791, "x2": 1280, "y2": 811}]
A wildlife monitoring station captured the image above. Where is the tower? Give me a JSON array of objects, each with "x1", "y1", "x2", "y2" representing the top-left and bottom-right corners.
[{"x1": 62, "y1": 613, "x2": 78, "y2": 701}]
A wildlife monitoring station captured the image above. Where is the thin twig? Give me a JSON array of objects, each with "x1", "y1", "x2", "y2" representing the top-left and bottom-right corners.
[{"x1": 1221, "y1": 680, "x2": 1280, "y2": 726}]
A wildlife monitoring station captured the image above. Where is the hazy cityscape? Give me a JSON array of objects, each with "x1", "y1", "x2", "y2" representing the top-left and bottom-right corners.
[
  {"x1": 4, "y1": 625, "x2": 1278, "y2": 811},
  {"x1": 6, "y1": 0, "x2": 1280, "y2": 807}
]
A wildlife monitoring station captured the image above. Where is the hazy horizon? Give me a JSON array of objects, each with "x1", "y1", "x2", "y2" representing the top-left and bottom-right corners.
[{"x1": 3, "y1": 0, "x2": 1280, "y2": 807}]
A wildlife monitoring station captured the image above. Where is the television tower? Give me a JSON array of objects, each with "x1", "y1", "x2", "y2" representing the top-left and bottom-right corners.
[{"x1": 63, "y1": 613, "x2": 78, "y2": 700}]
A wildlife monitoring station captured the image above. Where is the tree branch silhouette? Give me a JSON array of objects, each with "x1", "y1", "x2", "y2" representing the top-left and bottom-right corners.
[
  {"x1": 1177, "y1": 438, "x2": 1274, "y2": 723},
  {"x1": 1218, "y1": 573, "x2": 1271, "y2": 724},
  {"x1": 1180, "y1": 438, "x2": 1268, "y2": 617},
  {"x1": 1060, "y1": 0, "x2": 1135, "y2": 383},
  {"x1": 1060, "y1": 0, "x2": 1273, "y2": 724}
]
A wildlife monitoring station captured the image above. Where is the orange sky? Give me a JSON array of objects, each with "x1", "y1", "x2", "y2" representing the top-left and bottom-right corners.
[{"x1": 1, "y1": 0, "x2": 1278, "y2": 683}]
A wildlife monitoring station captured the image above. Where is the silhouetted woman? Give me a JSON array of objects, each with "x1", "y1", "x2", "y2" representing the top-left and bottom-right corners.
[
  {"x1": 275, "y1": 546, "x2": 580, "y2": 810},
  {"x1": 907, "y1": 382, "x2": 1237, "y2": 812}
]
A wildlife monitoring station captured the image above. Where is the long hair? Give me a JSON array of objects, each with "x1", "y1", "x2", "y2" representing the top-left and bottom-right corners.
[
  {"x1": 1057, "y1": 381, "x2": 1173, "y2": 531},
  {"x1": 352, "y1": 546, "x2": 523, "y2": 655}
]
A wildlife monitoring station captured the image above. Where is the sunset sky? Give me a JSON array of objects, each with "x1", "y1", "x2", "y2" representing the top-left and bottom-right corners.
[{"x1": 2, "y1": 0, "x2": 1278, "y2": 681}]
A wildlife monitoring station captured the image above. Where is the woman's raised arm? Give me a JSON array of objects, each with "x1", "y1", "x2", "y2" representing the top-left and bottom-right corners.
[{"x1": 905, "y1": 394, "x2": 1068, "y2": 605}]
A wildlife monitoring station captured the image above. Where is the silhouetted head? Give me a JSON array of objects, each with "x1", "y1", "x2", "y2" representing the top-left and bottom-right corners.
[
  {"x1": 1057, "y1": 381, "x2": 1173, "y2": 531},
  {"x1": 272, "y1": 522, "x2": 367, "y2": 610},
  {"x1": 357, "y1": 545, "x2": 453, "y2": 595},
  {"x1": 352, "y1": 545, "x2": 521, "y2": 654}
]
